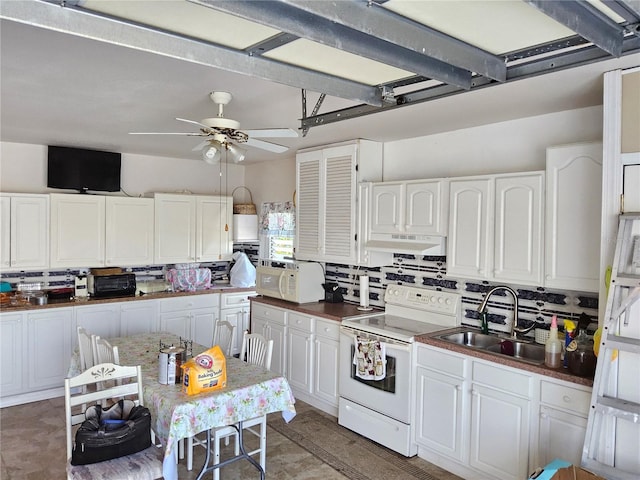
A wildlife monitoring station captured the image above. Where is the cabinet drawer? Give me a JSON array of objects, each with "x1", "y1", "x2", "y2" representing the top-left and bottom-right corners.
[
  {"x1": 416, "y1": 345, "x2": 464, "y2": 378},
  {"x1": 541, "y1": 380, "x2": 591, "y2": 415},
  {"x1": 315, "y1": 318, "x2": 340, "y2": 339},
  {"x1": 159, "y1": 294, "x2": 219, "y2": 313},
  {"x1": 472, "y1": 360, "x2": 530, "y2": 396},
  {"x1": 251, "y1": 304, "x2": 286, "y2": 325},
  {"x1": 288, "y1": 312, "x2": 312, "y2": 332},
  {"x1": 220, "y1": 291, "x2": 255, "y2": 308}
]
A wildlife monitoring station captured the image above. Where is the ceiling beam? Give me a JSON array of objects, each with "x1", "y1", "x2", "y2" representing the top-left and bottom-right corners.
[
  {"x1": 280, "y1": 0, "x2": 506, "y2": 82},
  {"x1": 525, "y1": 0, "x2": 625, "y2": 57},
  {"x1": 2, "y1": 0, "x2": 383, "y2": 106},
  {"x1": 191, "y1": 0, "x2": 473, "y2": 89},
  {"x1": 300, "y1": 34, "x2": 640, "y2": 130}
]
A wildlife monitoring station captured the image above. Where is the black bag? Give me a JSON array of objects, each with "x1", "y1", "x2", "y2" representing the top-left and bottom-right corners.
[{"x1": 71, "y1": 399, "x2": 152, "y2": 465}]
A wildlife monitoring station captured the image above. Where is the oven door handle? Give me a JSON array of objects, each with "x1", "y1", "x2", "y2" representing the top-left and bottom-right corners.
[{"x1": 340, "y1": 327, "x2": 411, "y2": 350}]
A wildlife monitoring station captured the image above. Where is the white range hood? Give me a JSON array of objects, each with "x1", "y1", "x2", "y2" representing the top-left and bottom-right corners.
[{"x1": 365, "y1": 234, "x2": 446, "y2": 255}]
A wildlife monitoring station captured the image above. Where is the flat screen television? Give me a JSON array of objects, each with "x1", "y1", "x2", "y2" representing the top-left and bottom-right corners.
[{"x1": 47, "y1": 146, "x2": 121, "y2": 193}]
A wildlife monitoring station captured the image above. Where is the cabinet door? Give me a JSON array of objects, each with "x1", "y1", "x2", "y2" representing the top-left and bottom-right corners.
[
  {"x1": 493, "y1": 174, "x2": 543, "y2": 285},
  {"x1": 75, "y1": 304, "x2": 121, "y2": 340},
  {"x1": 323, "y1": 144, "x2": 358, "y2": 262},
  {"x1": 0, "y1": 312, "x2": 25, "y2": 396},
  {"x1": 191, "y1": 309, "x2": 217, "y2": 347},
  {"x1": 314, "y1": 320, "x2": 340, "y2": 407},
  {"x1": 220, "y1": 307, "x2": 243, "y2": 355},
  {"x1": 538, "y1": 406, "x2": 587, "y2": 466},
  {"x1": 160, "y1": 312, "x2": 191, "y2": 339},
  {"x1": 196, "y1": 196, "x2": 233, "y2": 262},
  {"x1": 0, "y1": 195, "x2": 10, "y2": 269},
  {"x1": 447, "y1": 179, "x2": 492, "y2": 279},
  {"x1": 415, "y1": 366, "x2": 465, "y2": 461},
  {"x1": 154, "y1": 194, "x2": 196, "y2": 264},
  {"x1": 406, "y1": 181, "x2": 447, "y2": 236},
  {"x1": 120, "y1": 300, "x2": 158, "y2": 336},
  {"x1": 370, "y1": 183, "x2": 403, "y2": 234},
  {"x1": 26, "y1": 308, "x2": 73, "y2": 390},
  {"x1": 287, "y1": 326, "x2": 312, "y2": 393},
  {"x1": 105, "y1": 197, "x2": 154, "y2": 266},
  {"x1": 50, "y1": 194, "x2": 105, "y2": 268},
  {"x1": 10, "y1": 195, "x2": 49, "y2": 269},
  {"x1": 545, "y1": 144, "x2": 602, "y2": 291},
  {"x1": 296, "y1": 150, "x2": 323, "y2": 259},
  {"x1": 470, "y1": 384, "x2": 530, "y2": 480},
  {"x1": 268, "y1": 322, "x2": 286, "y2": 377}
]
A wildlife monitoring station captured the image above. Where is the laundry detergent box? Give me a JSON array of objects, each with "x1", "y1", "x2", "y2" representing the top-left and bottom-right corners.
[
  {"x1": 181, "y1": 346, "x2": 227, "y2": 395},
  {"x1": 529, "y1": 460, "x2": 606, "y2": 480}
]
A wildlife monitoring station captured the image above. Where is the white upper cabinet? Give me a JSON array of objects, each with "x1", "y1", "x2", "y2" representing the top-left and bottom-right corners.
[
  {"x1": 447, "y1": 172, "x2": 544, "y2": 286},
  {"x1": 196, "y1": 196, "x2": 233, "y2": 262},
  {"x1": 371, "y1": 180, "x2": 448, "y2": 236},
  {"x1": 50, "y1": 193, "x2": 105, "y2": 268},
  {"x1": 105, "y1": 197, "x2": 154, "y2": 266},
  {"x1": 0, "y1": 194, "x2": 49, "y2": 271},
  {"x1": 154, "y1": 194, "x2": 197, "y2": 264},
  {"x1": 545, "y1": 143, "x2": 602, "y2": 291},
  {"x1": 154, "y1": 194, "x2": 232, "y2": 264},
  {"x1": 296, "y1": 140, "x2": 382, "y2": 264}
]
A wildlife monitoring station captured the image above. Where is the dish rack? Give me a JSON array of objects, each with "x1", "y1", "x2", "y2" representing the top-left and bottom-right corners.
[{"x1": 534, "y1": 328, "x2": 563, "y2": 344}]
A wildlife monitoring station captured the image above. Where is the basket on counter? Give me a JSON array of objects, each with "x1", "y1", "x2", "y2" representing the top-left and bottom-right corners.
[
  {"x1": 232, "y1": 186, "x2": 257, "y2": 215},
  {"x1": 535, "y1": 328, "x2": 564, "y2": 344}
]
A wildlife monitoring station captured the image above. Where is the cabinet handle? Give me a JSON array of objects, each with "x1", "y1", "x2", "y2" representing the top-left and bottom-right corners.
[
  {"x1": 546, "y1": 275, "x2": 551, "y2": 280},
  {"x1": 562, "y1": 395, "x2": 571, "y2": 404},
  {"x1": 540, "y1": 413, "x2": 548, "y2": 419}
]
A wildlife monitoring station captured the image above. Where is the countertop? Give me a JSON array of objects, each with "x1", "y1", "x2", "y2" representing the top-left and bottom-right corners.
[
  {"x1": 417, "y1": 327, "x2": 594, "y2": 388},
  {"x1": 251, "y1": 295, "x2": 384, "y2": 321},
  {"x1": 0, "y1": 286, "x2": 256, "y2": 312}
]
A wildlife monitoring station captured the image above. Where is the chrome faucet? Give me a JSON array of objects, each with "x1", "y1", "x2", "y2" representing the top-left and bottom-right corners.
[{"x1": 477, "y1": 286, "x2": 532, "y2": 339}]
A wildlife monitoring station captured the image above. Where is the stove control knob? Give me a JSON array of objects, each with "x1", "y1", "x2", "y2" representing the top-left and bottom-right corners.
[
  {"x1": 438, "y1": 297, "x2": 443, "y2": 304},
  {"x1": 430, "y1": 296, "x2": 436, "y2": 303},
  {"x1": 445, "y1": 298, "x2": 452, "y2": 305}
]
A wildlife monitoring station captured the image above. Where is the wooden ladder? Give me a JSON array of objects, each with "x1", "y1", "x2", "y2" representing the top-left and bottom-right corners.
[{"x1": 581, "y1": 213, "x2": 640, "y2": 480}]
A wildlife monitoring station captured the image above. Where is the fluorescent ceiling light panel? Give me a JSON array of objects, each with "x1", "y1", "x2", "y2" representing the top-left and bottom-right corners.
[
  {"x1": 264, "y1": 39, "x2": 413, "y2": 86},
  {"x1": 83, "y1": 0, "x2": 280, "y2": 49},
  {"x1": 382, "y1": 0, "x2": 575, "y2": 55}
]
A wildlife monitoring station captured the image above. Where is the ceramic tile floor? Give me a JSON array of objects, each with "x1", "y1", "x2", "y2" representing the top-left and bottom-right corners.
[{"x1": 0, "y1": 398, "x2": 458, "y2": 480}]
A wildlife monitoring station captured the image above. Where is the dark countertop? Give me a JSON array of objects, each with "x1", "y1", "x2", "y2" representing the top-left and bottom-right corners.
[
  {"x1": 0, "y1": 287, "x2": 255, "y2": 312},
  {"x1": 251, "y1": 295, "x2": 383, "y2": 322},
  {"x1": 417, "y1": 327, "x2": 594, "y2": 388}
]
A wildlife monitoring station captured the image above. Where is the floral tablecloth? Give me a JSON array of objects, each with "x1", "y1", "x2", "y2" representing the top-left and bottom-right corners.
[{"x1": 69, "y1": 332, "x2": 296, "y2": 480}]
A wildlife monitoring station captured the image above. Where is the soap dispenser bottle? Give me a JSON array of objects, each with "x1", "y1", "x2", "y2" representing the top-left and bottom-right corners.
[{"x1": 544, "y1": 315, "x2": 563, "y2": 369}]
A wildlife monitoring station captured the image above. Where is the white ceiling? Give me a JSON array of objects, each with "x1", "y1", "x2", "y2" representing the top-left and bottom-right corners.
[{"x1": 1, "y1": 0, "x2": 639, "y2": 164}]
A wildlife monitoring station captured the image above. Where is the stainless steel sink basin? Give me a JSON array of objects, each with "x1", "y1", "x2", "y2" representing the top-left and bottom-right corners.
[
  {"x1": 437, "y1": 331, "x2": 503, "y2": 349},
  {"x1": 485, "y1": 340, "x2": 545, "y2": 365}
]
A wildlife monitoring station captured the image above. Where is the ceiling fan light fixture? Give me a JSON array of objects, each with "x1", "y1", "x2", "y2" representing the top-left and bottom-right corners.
[
  {"x1": 202, "y1": 140, "x2": 222, "y2": 164},
  {"x1": 228, "y1": 143, "x2": 247, "y2": 163}
]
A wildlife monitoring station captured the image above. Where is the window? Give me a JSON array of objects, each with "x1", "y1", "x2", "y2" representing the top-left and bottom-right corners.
[{"x1": 259, "y1": 201, "x2": 295, "y2": 260}]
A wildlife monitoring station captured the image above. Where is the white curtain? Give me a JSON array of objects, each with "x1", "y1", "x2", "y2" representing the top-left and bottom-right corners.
[{"x1": 258, "y1": 201, "x2": 295, "y2": 260}]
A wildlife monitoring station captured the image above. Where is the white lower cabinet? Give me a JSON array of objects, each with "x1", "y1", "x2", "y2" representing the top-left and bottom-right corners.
[
  {"x1": 287, "y1": 313, "x2": 313, "y2": 393},
  {"x1": 219, "y1": 291, "x2": 255, "y2": 356},
  {"x1": 414, "y1": 343, "x2": 590, "y2": 480},
  {"x1": 159, "y1": 294, "x2": 219, "y2": 347},
  {"x1": 0, "y1": 312, "x2": 26, "y2": 397},
  {"x1": 120, "y1": 300, "x2": 159, "y2": 336},
  {"x1": 251, "y1": 303, "x2": 287, "y2": 377},
  {"x1": 313, "y1": 318, "x2": 340, "y2": 409},
  {"x1": 26, "y1": 308, "x2": 73, "y2": 391},
  {"x1": 75, "y1": 303, "x2": 122, "y2": 340}
]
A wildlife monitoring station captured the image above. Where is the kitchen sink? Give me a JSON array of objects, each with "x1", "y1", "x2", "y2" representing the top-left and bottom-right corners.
[
  {"x1": 485, "y1": 340, "x2": 545, "y2": 365},
  {"x1": 437, "y1": 330, "x2": 503, "y2": 349}
]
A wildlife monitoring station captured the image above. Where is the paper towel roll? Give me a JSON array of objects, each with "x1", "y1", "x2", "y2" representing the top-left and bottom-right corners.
[{"x1": 359, "y1": 275, "x2": 369, "y2": 308}]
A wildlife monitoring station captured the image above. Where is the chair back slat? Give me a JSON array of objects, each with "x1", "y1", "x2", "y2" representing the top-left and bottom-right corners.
[
  {"x1": 214, "y1": 321, "x2": 236, "y2": 357},
  {"x1": 77, "y1": 327, "x2": 95, "y2": 370},
  {"x1": 240, "y1": 333, "x2": 274, "y2": 370},
  {"x1": 95, "y1": 337, "x2": 120, "y2": 364}
]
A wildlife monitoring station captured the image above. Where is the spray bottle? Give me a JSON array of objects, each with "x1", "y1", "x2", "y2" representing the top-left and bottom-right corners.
[{"x1": 544, "y1": 315, "x2": 563, "y2": 369}]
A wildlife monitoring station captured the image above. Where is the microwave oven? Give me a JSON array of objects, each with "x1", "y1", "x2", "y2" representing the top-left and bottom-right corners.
[{"x1": 256, "y1": 261, "x2": 325, "y2": 304}]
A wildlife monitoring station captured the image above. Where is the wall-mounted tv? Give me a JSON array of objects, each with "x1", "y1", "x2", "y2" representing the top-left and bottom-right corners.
[{"x1": 47, "y1": 146, "x2": 121, "y2": 193}]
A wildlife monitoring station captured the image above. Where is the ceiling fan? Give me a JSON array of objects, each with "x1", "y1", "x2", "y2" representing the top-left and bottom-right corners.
[{"x1": 130, "y1": 91, "x2": 298, "y2": 163}]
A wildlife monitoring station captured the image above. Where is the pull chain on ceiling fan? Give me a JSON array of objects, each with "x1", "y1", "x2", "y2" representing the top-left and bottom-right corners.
[{"x1": 130, "y1": 91, "x2": 298, "y2": 163}]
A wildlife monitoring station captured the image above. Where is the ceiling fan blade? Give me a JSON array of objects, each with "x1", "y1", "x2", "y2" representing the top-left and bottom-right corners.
[
  {"x1": 176, "y1": 117, "x2": 211, "y2": 129},
  {"x1": 129, "y1": 132, "x2": 207, "y2": 136},
  {"x1": 245, "y1": 138, "x2": 289, "y2": 153},
  {"x1": 243, "y1": 128, "x2": 299, "y2": 138}
]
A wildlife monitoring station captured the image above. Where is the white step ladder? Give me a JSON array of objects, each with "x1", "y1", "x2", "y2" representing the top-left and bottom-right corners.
[{"x1": 581, "y1": 213, "x2": 640, "y2": 480}]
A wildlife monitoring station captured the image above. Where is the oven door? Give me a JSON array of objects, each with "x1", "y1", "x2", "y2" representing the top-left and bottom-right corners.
[{"x1": 339, "y1": 326, "x2": 412, "y2": 423}]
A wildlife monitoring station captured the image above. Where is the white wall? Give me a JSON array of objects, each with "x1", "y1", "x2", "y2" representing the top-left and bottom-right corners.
[
  {"x1": 383, "y1": 105, "x2": 603, "y2": 180},
  {"x1": 244, "y1": 156, "x2": 296, "y2": 208},
  {"x1": 0, "y1": 142, "x2": 246, "y2": 196}
]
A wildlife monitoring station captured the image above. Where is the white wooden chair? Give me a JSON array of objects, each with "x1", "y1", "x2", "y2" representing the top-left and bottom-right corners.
[
  {"x1": 184, "y1": 320, "x2": 237, "y2": 470},
  {"x1": 77, "y1": 327, "x2": 95, "y2": 371},
  {"x1": 212, "y1": 332, "x2": 273, "y2": 480},
  {"x1": 64, "y1": 362, "x2": 163, "y2": 480},
  {"x1": 94, "y1": 337, "x2": 120, "y2": 364}
]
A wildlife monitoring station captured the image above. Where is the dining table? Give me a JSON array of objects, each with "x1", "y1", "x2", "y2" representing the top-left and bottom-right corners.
[{"x1": 69, "y1": 332, "x2": 296, "y2": 480}]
